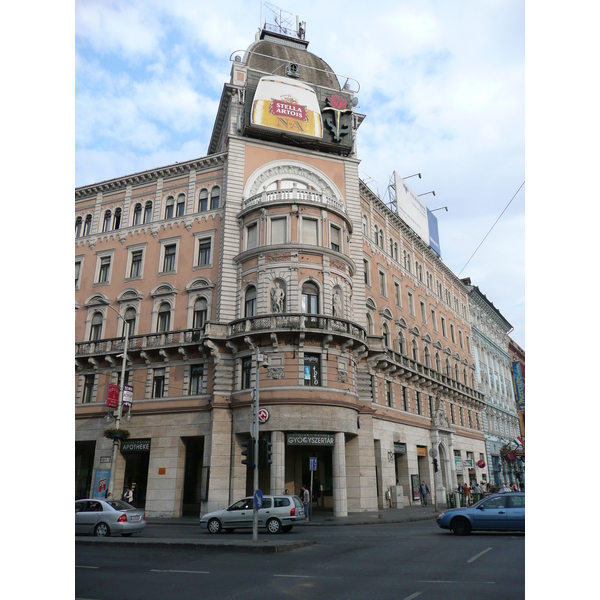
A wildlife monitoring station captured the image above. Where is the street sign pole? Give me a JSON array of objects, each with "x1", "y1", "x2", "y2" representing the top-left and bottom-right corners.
[{"x1": 252, "y1": 347, "x2": 260, "y2": 542}]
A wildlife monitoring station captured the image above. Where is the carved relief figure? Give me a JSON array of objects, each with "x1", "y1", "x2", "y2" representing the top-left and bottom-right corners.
[
  {"x1": 332, "y1": 290, "x2": 342, "y2": 317},
  {"x1": 271, "y1": 282, "x2": 286, "y2": 313}
]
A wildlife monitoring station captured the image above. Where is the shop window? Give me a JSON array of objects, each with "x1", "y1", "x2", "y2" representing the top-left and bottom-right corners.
[{"x1": 303, "y1": 354, "x2": 320, "y2": 386}]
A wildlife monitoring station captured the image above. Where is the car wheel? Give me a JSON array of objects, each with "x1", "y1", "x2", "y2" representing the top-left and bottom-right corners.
[
  {"x1": 207, "y1": 518, "x2": 222, "y2": 534},
  {"x1": 121, "y1": 533, "x2": 133, "y2": 537},
  {"x1": 94, "y1": 523, "x2": 110, "y2": 537},
  {"x1": 266, "y1": 518, "x2": 282, "y2": 534},
  {"x1": 282, "y1": 525, "x2": 293, "y2": 533},
  {"x1": 451, "y1": 517, "x2": 472, "y2": 536}
]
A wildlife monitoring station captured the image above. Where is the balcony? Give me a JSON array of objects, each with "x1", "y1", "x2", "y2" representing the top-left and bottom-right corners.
[
  {"x1": 241, "y1": 187, "x2": 347, "y2": 215},
  {"x1": 228, "y1": 313, "x2": 366, "y2": 343}
]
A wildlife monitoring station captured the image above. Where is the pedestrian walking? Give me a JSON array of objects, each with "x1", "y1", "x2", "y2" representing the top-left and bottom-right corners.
[
  {"x1": 302, "y1": 485, "x2": 310, "y2": 523},
  {"x1": 463, "y1": 482, "x2": 471, "y2": 506},
  {"x1": 123, "y1": 485, "x2": 133, "y2": 504},
  {"x1": 419, "y1": 481, "x2": 430, "y2": 506}
]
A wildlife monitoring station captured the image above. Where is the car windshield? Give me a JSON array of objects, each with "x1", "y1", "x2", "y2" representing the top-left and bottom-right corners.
[{"x1": 106, "y1": 500, "x2": 135, "y2": 511}]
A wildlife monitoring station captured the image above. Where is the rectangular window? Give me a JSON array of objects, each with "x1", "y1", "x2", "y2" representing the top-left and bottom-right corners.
[
  {"x1": 441, "y1": 316, "x2": 447, "y2": 337},
  {"x1": 130, "y1": 251, "x2": 143, "y2": 278},
  {"x1": 163, "y1": 244, "x2": 176, "y2": 272},
  {"x1": 302, "y1": 218, "x2": 318, "y2": 245},
  {"x1": 82, "y1": 375, "x2": 95, "y2": 403},
  {"x1": 241, "y1": 357, "x2": 252, "y2": 390},
  {"x1": 459, "y1": 406, "x2": 464, "y2": 426},
  {"x1": 394, "y1": 282, "x2": 401, "y2": 307},
  {"x1": 466, "y1": 336, "x2": 471, "y2": 353},
  {"x1": 271, "y1": 218, "x2": 286, "y2": 245},
  {"x1": 152, "y1": 369, "x2": 165, "y2": 398},
  {"x1": 450, "y1": 404, "x2": 455, "y2": 424},
  {"x1": 450, "y1": 323, "x2": 456, "y2": 344},
  {"x1": 468, "y1": 410, "x2": 473, "y2": 428},
  {"x1": 459, "y1": 330, "x2": 464, "y2": 349},
  {"x1": 98, "y1": 257, "x2": 111, "y2": 283},
  {"x1": 198, "y1": 240, "x2": 211, "y2": 266},
  {"x1": 378, "y1": 271, "x2": 386, "y2": 297},
  {"x1": 475, "y1": 413, "x2": 480, "y2": 430},
  {"x1": 75, "y1": 261, "x2": 81, "y2": 289},
  {"x1": 416, "y1": 391, "x2": 422, "y2": 415},
  {"x1": 428, "y1": 395, "x2": 433, "y2": 417},
  {"x1": 430, "y1": 308, "x2": 437, "y2": 331},
  {"x1": 363, "y1": 259, "x2": 370, "y2": 286},
  {"x1": 189, "y1": 365, "x2": 204, "y2": 395},
  {"x1": 420, "y1": 301, "x2": 426, "y2": 323},
  {"x1": 385, "y1": 381, "x2": 391, "y2": 407},
  {"x1": 402, "y1": 386, "x2": 408, "y2": 411},
  {"x1": 330, "y1": 225, "x2": 340, "y2": 252},
  {"x1": 303, "y1": 354, "x2": 320, "y2": 386},
  {"x1": 407, "y1": 291, "x2": 415, "y2": 316},
  {"x1": 246, "y1": 223, "x2": 258, "y2": 249}
]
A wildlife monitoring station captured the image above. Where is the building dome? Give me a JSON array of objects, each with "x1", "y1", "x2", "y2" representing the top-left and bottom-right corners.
[{"x1": 243, "y1": 35, "x2": 341, "y2": 91}]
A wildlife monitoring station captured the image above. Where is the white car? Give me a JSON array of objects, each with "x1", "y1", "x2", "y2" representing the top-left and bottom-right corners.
[{"x1": 200, "y1": 495, "x2": 305, "y2": 534}]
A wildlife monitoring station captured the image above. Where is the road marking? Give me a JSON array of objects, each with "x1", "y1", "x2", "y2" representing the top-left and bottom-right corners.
[
  {"x1": 402, "y1": 592, "x2": 423, "y2": 600},
  {"x1": 75, "y1": 566, "x2": 99, "y2": 569},
  {"x1": 150, "y1": 569, "x2": 210, "y2": 574},
  {"x1": 273, "y1": 574, "x2": 314, "y2": 579},
  {"x1": 467, "y1": 547, "x2": 493, "y2": 563}
]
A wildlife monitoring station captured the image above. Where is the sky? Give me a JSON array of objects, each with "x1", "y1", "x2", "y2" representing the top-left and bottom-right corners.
[{"x1": 74, "y1": 0, "x2": 525, "y2": 348}]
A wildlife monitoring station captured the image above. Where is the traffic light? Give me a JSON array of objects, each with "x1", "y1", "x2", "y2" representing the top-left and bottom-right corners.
[
  {"x1": 241, "y1": 439, "x2": 255, "y2": 469},
  {"x1": 433, "y1": 458, "x2": 438, "y2": 472},
  {"x1": 258, "y1": 438, "x2": 273, "y2": 469}
]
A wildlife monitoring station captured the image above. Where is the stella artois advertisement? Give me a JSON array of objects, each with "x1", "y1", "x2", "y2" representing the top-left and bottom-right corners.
[{"x1": 251, "y1": 75, "x2": 323, "y2": 139}]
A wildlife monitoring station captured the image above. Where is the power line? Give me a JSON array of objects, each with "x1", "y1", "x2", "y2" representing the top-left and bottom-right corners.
[{"x1": 458, "y1": 181, "x2": 525, "y2": 278}]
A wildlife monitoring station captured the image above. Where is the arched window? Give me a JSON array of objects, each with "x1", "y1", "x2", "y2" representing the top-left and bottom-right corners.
[
  {"x1": 398, "y1": 332, "x2": 406, "y2": 355},
  {"x1": 132, "y1": 203, "x2": 142, "y2": 226},
  {"x1": 378, "y1": 229, "x2": 383, "y2": 248},
  {"x1": 176, "y1": 194, "x2": 186, "y2": 216},
  {"x1": 123, "y1": 307, "x2": 136, "y2": 337},
  {"x1": 165, "y1": 196, "x2": 175, "y2": 219},
  {"x1": 366, "y1": 313, "x2": 374, "y2": 335},
  {"x1": 198, "y1": 189, "x2": 208, "y2": 212},
  {"x1": 75, "y1": 216, "x2": 82, "y2": 238},
  {"x1": 424, "y1": 346, "x2": 431, "y2": 367},
  {"x1": 113, "y1": 208, "x2": 121, "y2": 230},
  {"x1": 89, "y1": 312, "x2": 103, "y2": 341},
  {"x1": 411, "y1": 339, "x2": 419, "y2": 362},
  {"x1": 157, "y1": 302, "x2": 171, "y2": 332},
  {"x1": 362, "y1": 215, "x2": 368, "y2": 236},
  {"x1": 210, "y1": 187, "x2": 220, "y2": 210},
  {"x1": 435, "y1": 352, "x2": 441, "y2": 372},
  {"x1": 445, "y1": 358, "x2": 451, "y2": 377},
  {"x1": 389, "y1": 238, "x2": 394, "y2": 256},
  {"x1": 102, "y1": 210, "x2": 112, "y2": 233},
  {"x1": 143, "y1": 201, "x2": 153, "y2": 224},
  {"x1": 193, "y1": 298, "x2": 208, "y2": 328},
  {"x1": 382, "y1": 323, "x2": 390, "y2": 348},
  {"x1": 244, "y1": 286, "x2": 257, "y2": 317},
  {"x1": 393, "y1": 242, "x2": 398, "y2": 262},
  {"x1": 463, "y1": 368, "x2": 468, "y2": 384},
  {"x1": 301, "y1": 282, "x2": 319, "y2": 315},
  {"x1": 83, "y1": 215, "x2": 92, "y2": 236},
  {"x1": 454, "y1": 362, "x2": 460, "y2": 381}
]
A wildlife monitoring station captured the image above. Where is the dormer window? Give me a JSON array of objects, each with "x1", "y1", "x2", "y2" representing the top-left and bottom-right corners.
[{"x1": 286, "y1": 60, "x2": 300, "y2": 78}]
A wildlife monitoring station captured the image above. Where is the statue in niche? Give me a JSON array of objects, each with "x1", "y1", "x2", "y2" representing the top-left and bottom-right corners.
[
  {"x1": 271, "y1": 282, "x2": 286, "y2": 313},
  {"x1": 332, "y1": 290, "x2": 342, "y2": 318}
]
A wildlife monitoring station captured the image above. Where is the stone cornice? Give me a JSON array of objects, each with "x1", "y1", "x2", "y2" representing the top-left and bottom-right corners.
[{"x1": 75, "y1": 153, "x2": 227, "y2": 201}]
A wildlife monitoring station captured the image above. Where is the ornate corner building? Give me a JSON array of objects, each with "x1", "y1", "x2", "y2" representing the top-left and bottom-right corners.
[{"x1": 75, "y1": 24, "x2": 489, "y2": 517}]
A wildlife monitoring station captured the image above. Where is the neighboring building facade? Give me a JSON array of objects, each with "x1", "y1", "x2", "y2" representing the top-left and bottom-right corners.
[
  {"x1": 75, "y1": 25, "x2": 487, "y2": 517},
  {"x1": 462, "y1": 279, "x2": 524, "y2": 487}
]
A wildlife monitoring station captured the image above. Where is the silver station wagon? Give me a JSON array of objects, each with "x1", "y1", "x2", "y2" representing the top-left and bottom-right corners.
[{"x1": 200, "y1": 495, "x2": 305, "y2": 534}]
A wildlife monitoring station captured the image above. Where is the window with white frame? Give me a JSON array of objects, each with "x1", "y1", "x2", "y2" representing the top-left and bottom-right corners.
[
  {"x1": 75, "y1": 216, "x2": 83, "y2": 238},
  {"x1": 159, "y1": 239, "x2": 179, "y2": 274},
  {"x1": 378, "y1": 270, "x2": 386, "y2": 297},
  {"x1": 362, "y1": 214, "x2": 368, "y2": 236},
  {"x1": 176, "y1": 194, "x2": 186, "y2": 216},
  {"x1": 152, "y1": 368, "x2": 166, "y2": 398},
  {"x1": 363, "y1": 259, "x2": 370, "y2": 286},
  {"x1": 127, "y1": 248, "x2": 144, "y2": 279},
  {"x1": 113, "y1": 208, "x2": 121, "y2": 230},
  {"x1": 420, "y1": 300, "x2": 427, "y2": 323},
  {"x1": 198, "y1": 189, "x2": 208, "y2": 212},
  {"x1": 246, "y1": 222, "x2": 258, "y2": 250},
  {"x1": 102, "y1": 210, "x2": 111, "y2": 233},
  {"x1": 194, "y1": 233, "x2": 213, "y2": 268},
  {"x1": 330, "y1": 225, "x2": 341, "y2": 252},
  {"x1": 189, "y1": 364, "x2": 204, "y2": 395},
  {"x1": 157, "y1": 302, "x2": 171, "y2": 332},
  {"x1": 96, "y1": 255, "x2": 112, "y2": 284},
  {"x1": 82, "y1": 374, "x2": 95, "y2": 403},
  {"x1": 441, "y1": 316, "x2": 447, "y2": 337},
  {"x1": 244, "y1": 286, "x2": 257, "y2": 317},
  {"x1": 143, "y1": 201, "x2": 153, "y2": 223},
  {"x1": 394, "y1": 281, "x2": 401, "y2": 307},
  {"x1": 132, "y1": 203, "x2": 142, "y2": 226},
  {"x1": 75, "y1": 258, "x2": 83, "y2": 289},
  {"x1": 407, "y1": 290, "x2": 415, "y2": 316},
  {"x1": 193, "y1": 298, "x2": 208, "y2": 328},
  {"x1": 82, "y1": 214, "x2": 91, "y2": 236},
  {"x1": 89, "y1": 311, "x2": 103, "y2": 341},
  {"x1": 165, "y1": 196, "x2": 175, "y2": 219},
  {"x1": 210, "y1": 187, "x2": 220, "y2": 209}
]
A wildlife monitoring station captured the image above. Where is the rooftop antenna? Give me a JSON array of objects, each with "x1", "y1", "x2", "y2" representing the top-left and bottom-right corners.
[{"x1": 263, "y1": 2, "x2": 297, "y2": 37}]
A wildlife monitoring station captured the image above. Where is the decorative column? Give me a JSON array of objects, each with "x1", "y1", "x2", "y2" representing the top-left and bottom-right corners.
[{"x1": 333, "y1": 432, "x2": 348, "y2": 517}]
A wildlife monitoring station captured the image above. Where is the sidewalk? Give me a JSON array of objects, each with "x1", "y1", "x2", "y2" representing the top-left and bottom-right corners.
[{"x1": 76, "y1": 504, "x2": 440, "y2": 552}]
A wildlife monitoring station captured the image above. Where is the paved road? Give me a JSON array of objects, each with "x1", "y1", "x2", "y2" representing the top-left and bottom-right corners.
[{"x1": 76, "y1": 520, "x2": 524, "y2": 600}]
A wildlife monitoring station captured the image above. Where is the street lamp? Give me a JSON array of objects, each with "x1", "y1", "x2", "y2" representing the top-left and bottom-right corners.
[{"x1": 101, "y1": 301, "x2": 131, "y2": 499}]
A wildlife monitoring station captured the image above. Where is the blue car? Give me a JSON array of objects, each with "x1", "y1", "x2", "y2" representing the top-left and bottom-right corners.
[{"x1": 436, "y1": 492, "x2": 525, "y2": 535}]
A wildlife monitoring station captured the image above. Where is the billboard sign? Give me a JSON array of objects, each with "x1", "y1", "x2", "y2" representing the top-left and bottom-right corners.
[
  {"x1": 512, "y1": 361, "x2": 525, "y2": 410},
  {"x1": 251, "y1": 76, "x2": 323, "y2": 139},
  {"x1": 393, "y1": 171, "x2": 441, "y2": 256}
]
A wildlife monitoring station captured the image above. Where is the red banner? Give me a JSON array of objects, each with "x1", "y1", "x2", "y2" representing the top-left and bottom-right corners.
[{"x1": 106, "y1": 384, "x2": 120, "y2": 408}]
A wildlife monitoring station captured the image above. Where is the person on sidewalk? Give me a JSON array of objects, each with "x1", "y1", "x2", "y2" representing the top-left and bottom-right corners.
[
  {"x1": 302, "y1": 485, "x2": 310, "y2": 523},
  {"x1": 419, "y1": 481, "x2": 430, "y2": 506},
  {"x1": 463, "y1": 482, "x2": 471, "y2": 506}
]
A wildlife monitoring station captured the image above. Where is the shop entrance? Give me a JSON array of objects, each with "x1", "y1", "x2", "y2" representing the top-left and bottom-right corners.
[
  {"x1": 182, "y1": 436, "x2": 204, "y2": 516},
  {"x1": 123, "y1": 450, "x2": 150, "y2": 509},
  {"x1": 75, "y1": 441, "x2": 95, "y2": 499},
  {"x1": 285, "y1": 443, "x2": 334, "y2": 514}
]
